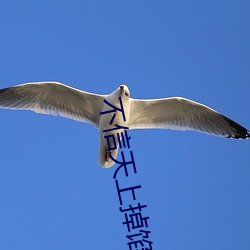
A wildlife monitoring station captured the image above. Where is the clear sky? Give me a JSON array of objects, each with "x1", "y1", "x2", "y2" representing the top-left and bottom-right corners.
[{"x1": 0, "y1": 1, "x2": 249, "y2": 249}]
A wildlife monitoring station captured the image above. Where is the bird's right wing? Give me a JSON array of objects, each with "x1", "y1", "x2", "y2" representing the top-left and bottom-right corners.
[
  {"x1": 129, "y1": 97, "x2": 249, "y2": 139},
  {"x1": 0, "y1": 82, "x2": 106, "y2": 127}
]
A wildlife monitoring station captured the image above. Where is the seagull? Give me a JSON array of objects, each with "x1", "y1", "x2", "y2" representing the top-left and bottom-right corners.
[{"x1": 0, "y1": 82, "x2": 249, "y2": 167}]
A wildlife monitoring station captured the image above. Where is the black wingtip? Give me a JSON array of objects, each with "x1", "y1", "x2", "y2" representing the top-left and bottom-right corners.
[
  {"x1": 222, "y1": 115, "x2": 250, "y2": 139},
  {"x1": 247, "y1": 131, "x2": 250, "y2": 138}
]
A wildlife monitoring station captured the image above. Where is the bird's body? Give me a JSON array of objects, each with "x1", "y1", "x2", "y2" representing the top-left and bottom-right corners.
[
  {"x1": 98, "y1": 86, "x2": 130, "y2": 167},
  {"x1": 0, "y1": 82, "x2": 249, "y2": 168}
]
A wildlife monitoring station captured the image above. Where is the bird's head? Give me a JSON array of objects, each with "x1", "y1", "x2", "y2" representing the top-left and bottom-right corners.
[{"x1": 120, "y1": 84, "x2": 130, "y2": 98}]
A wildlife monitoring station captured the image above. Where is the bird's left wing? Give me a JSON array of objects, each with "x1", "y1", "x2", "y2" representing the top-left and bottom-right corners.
[
  {"x1": 0, "y1": 82, "x2": 106, "y2": 127},
  {"x1": 129, "y1": 97, "x2": 249, "y2": 139}
]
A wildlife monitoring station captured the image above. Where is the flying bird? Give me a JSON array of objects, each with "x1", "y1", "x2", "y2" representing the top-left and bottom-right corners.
[{"x1": 0, "y1": 82, "x2": 249, "y2": 167}]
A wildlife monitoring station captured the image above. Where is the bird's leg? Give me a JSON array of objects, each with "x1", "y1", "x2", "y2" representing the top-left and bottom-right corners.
[{"x1": 105, "y1": 150, "x2": 111, "y2": 162}]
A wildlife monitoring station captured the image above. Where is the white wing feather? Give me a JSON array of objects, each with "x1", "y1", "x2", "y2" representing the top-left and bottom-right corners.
[
  {"x1": 129, "y1": 97, "x2": 249, "y2": 139},
  {"x1": 0, "y1": 82, "x2": 106, "y2": 127}
]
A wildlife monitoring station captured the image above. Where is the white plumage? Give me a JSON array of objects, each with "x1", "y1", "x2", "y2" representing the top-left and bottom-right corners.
[{"x1": 0, "y1": 82, "x2": 249, "y2": 167}]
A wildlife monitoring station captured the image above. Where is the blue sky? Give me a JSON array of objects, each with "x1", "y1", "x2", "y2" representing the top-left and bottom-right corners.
[{"x1": 0, "y1": 1, "x2": 249, "y2": 249}]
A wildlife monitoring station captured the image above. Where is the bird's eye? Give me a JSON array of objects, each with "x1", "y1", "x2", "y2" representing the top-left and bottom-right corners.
[{"x1": 125, "y1": 92, "x2": 129, "y2": 97}]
